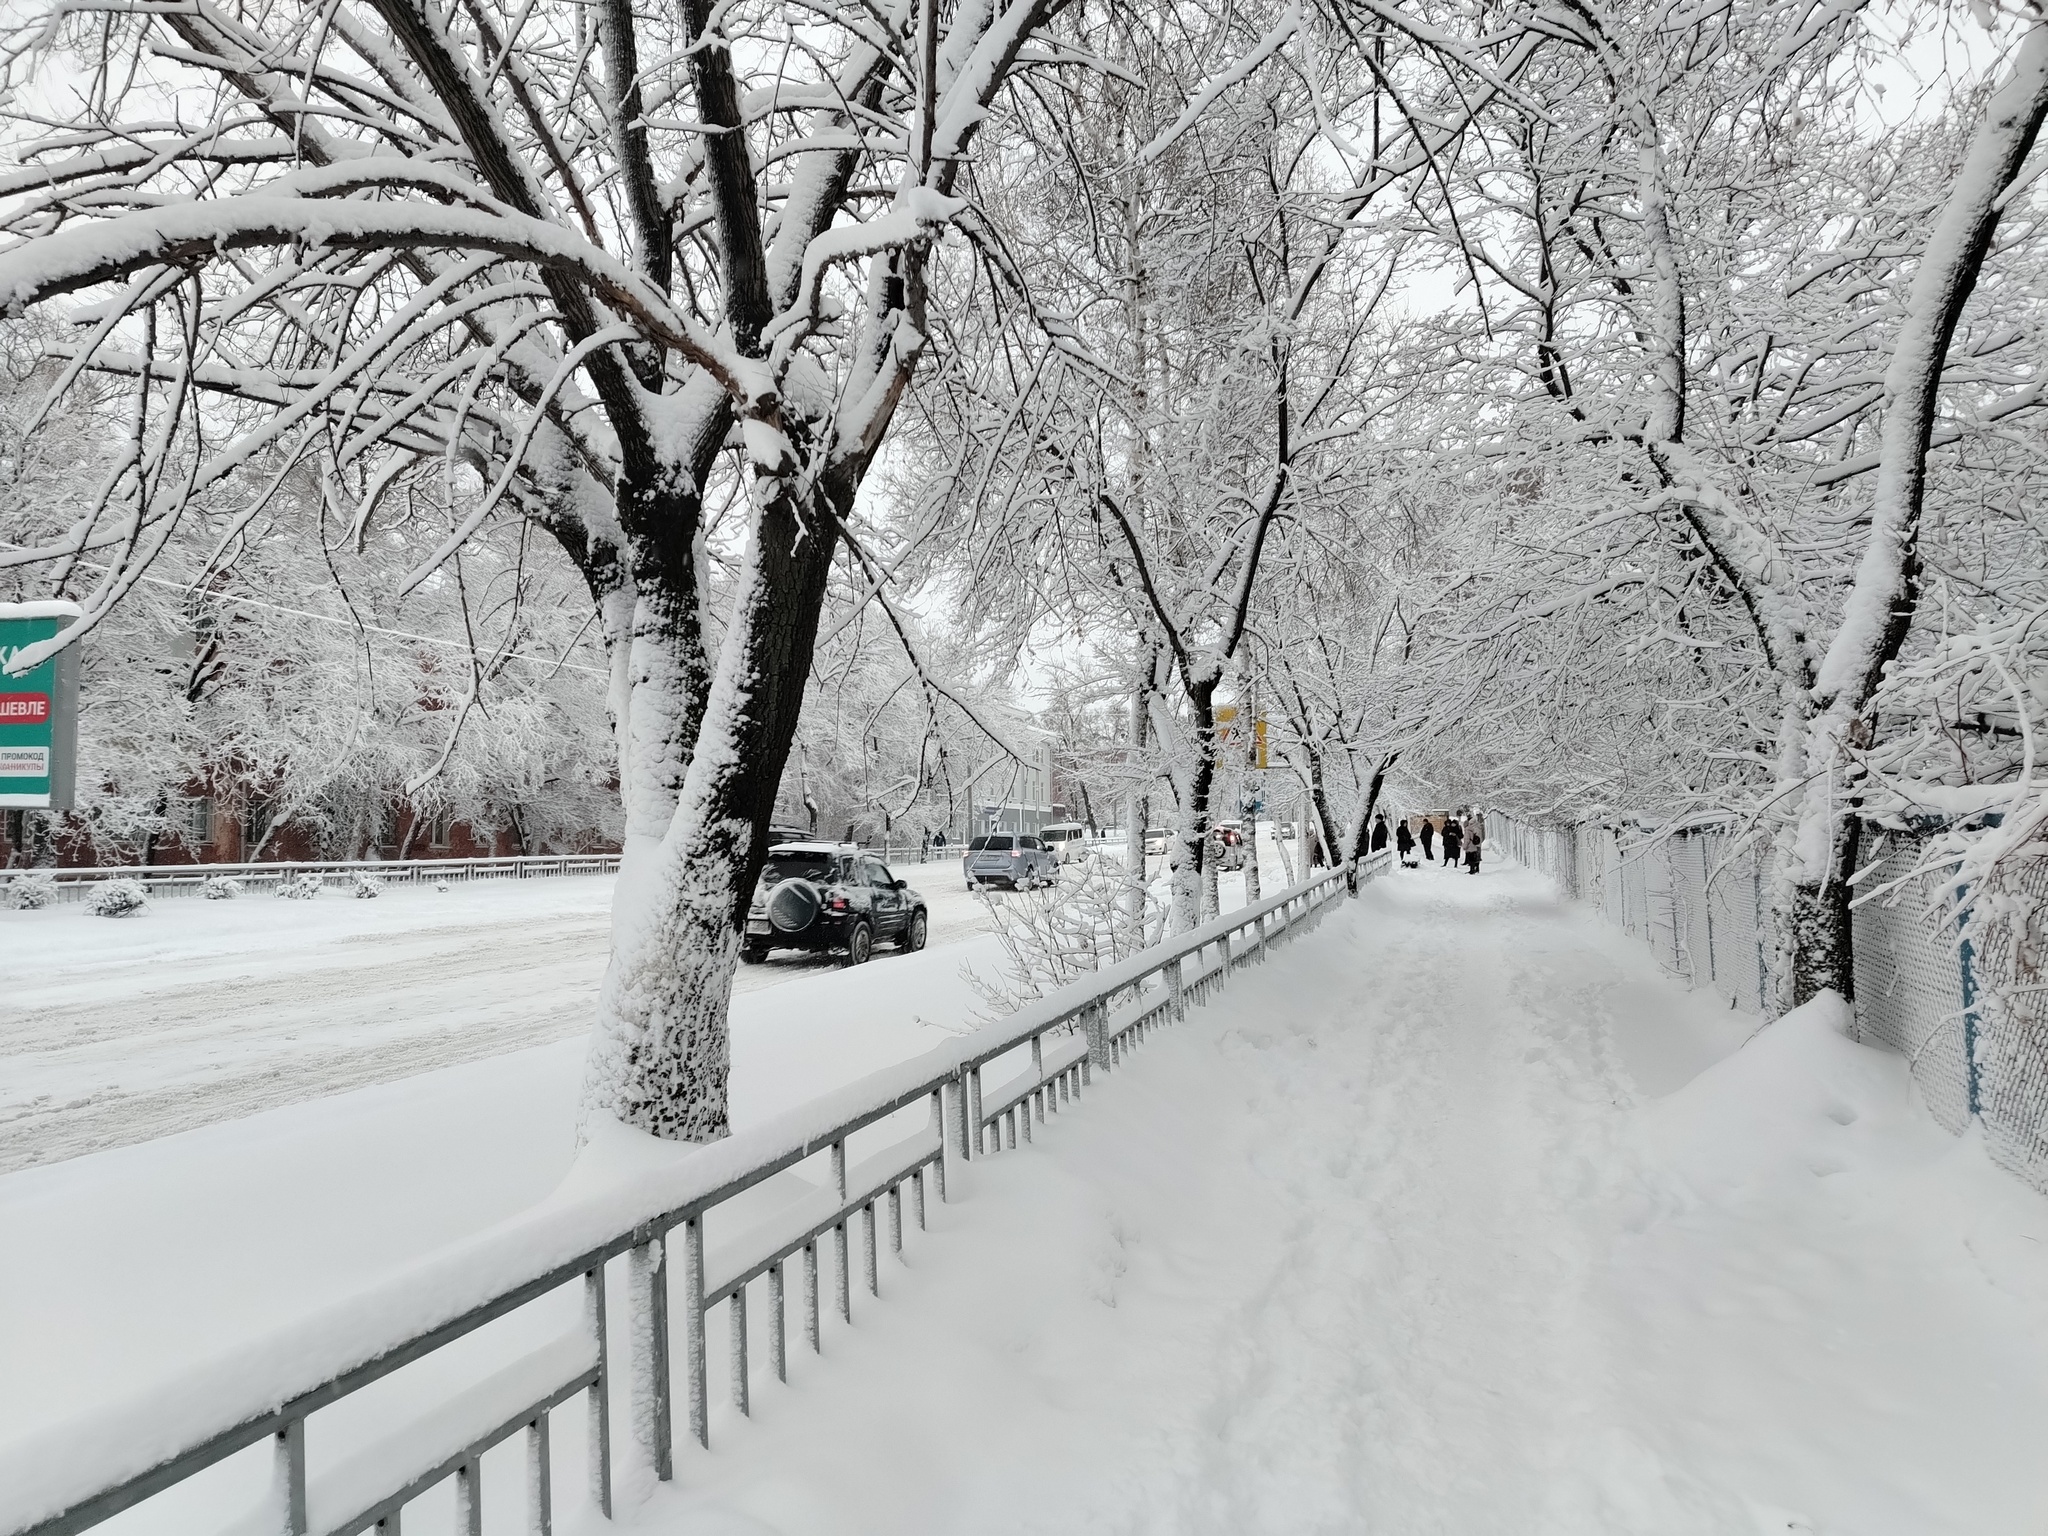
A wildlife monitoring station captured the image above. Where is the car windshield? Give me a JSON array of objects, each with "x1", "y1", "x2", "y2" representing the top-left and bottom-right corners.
[
  {"x1": 968, "y1": 835, "x2": 1014, "y2": 851},
  {"x1": 763, "y1": 852, "x2": 839, "y2": 883}
]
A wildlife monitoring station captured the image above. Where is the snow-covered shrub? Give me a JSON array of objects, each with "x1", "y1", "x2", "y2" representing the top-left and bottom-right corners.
[
  {"x1": 435, "y1": 880, "x2": 450, "y2": 893},
  {"x1": 3, "y1": 872, "x2": 58, "y2": 910},
  {"x1": 965, "y1": 851, "x2": 1164, "y2": 1022},
  {"x1": 85, "y1": 878, "x2": 149, "y2": 918},
  {"x1": 275, "y1": 872, "x2": 324, "y2": 900},
  {"x1": 351, "y1": 871, "x2": 384, "y2": 899},
  {"x1": 202, "y1": 875, "x2": 244, "y2": 900}
]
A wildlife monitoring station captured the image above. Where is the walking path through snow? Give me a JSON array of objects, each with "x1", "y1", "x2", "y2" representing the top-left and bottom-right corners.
[{"x1": 622, "y1": 858, "x2": 2048, "y2": 1536}]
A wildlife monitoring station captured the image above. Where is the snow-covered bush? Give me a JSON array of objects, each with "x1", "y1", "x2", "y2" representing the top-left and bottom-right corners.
[
  {"x1": 351, "y1": 871, "x2": 384, "y2": 899},
  {"x1": 966, "y1": 852, "x2": 1164, "y2": 1023},
  {"x1": 435, "y1": 880, "x2": 450, "y2": 894},
  {"x1": 275, "y1": 872, "x2": 324, "y2": 900},
  {"x1": 3, "y1": 872, "x2": 58, "y2": 910},
  {"x1": 202, "y1": 875, "x2": 244, "y2": 900},
  {"x1": 84, "y1": 878, "x2": 149, "y2": 918}
]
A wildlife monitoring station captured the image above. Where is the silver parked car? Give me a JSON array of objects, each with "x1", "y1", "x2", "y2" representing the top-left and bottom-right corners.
[{"x1": 963, "y1": 832, "x2": 1058, "y2": 890}]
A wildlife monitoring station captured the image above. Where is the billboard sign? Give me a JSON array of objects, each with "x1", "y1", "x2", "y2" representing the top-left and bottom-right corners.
[
  {"x1": 0, "y1": 602, "x2": 81, "y2": 810},
  {"x1": 1214, "y1": 705, "x2": 1268, "y2": 769}
]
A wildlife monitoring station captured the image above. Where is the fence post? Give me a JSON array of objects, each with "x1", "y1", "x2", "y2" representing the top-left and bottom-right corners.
[
  {"x1": 628, "y1": 1232, "x2": 676, "y2": 1471},
  {"x1": 1958, "y1": 881, "x2": 1984, "y2": 1118},
  {"x1": 1083, "y1": 999, "x2": 1111, "y2": 1073},
  {"x1": 681, "y1": 1220, "x2": 707, "y2": 1451},
  {"x1": 273, "y1": 1418, "x2": 307, "y2": 1536},
  {"x1": 584, "y1": 1266, "x2": 612, "y2": 1518},
  {"x1": 934, "y1": 1086, "x2": 957, "y2": 1196}
]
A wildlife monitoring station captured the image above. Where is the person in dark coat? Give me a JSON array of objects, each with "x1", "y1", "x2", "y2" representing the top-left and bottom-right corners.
[
  {"x1": 1370, "y1": 814, "x2": 1389, "y2": 852},
  {"x1": 1440, "y1": 816, "x2": 1463, "y2": 867},
  {"x1": 1418, "y1": 817, "x2": 1435, "y2": 862},
  {"x1": 1395, "y1": 819, "x2": 1416, "y2": 868}
]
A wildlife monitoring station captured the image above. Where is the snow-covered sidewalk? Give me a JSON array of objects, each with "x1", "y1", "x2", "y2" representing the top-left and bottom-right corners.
[{"x1": 618, "y1": 859, "x2": 2048, "y2": 1535}]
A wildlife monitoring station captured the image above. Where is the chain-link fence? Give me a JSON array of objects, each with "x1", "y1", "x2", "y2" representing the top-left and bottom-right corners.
[{"x1": 1497, "y1": 815, "x2": 2048, "y2": 1196}]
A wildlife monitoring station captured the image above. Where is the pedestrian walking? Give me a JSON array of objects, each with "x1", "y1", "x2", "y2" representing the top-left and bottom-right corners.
[
  {"x1": 1370, "y1": 813, "x2": 1389, "y2": 852},
  {"x1": 1418, "y1": 817, "x2": 1435, "y2": 863},
  {"x1": 1464, "y1": 809, "x2": 1485, "y2": 874},
  {"x1": 1441, "y1": 816, "x2": 1463, "y2": 867},
  {"x1": 1395, "y1": 819, "x2": 1416, "y2": 868}
]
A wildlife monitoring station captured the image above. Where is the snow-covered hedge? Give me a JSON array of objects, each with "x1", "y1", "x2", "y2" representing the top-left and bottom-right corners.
[
  {"x1": 202, "y1": 876, "x2": 244, "y2": 900},
  {"x1": 3, "y1": 872, "x2": 58, "y2": 910},
  {"x1": 84, "y1": 879, "x2": 149, "y2": 918},
  {"x1": 275, "y1": 873, "x2": 324, "y2": 900},
  {"x1": 351, "y1": 872, "x2": 384, "y2": 899}
]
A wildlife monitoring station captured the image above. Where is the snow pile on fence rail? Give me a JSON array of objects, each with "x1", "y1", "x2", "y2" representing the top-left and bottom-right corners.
[{"x1": 0, "y1": 859, "x2": 1376, "y2": 1536}]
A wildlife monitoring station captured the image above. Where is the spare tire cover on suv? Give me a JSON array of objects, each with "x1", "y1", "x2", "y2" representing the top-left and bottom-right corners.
[{"x1": 767, "y1": 878, "x2": 823, "y2": 933}]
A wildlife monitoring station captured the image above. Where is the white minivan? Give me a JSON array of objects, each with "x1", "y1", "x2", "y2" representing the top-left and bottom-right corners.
[{"x1": 1038, "y1": 822, "x2": 1089, "y2": 863}]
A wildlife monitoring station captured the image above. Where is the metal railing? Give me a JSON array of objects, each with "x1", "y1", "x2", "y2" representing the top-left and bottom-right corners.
[
  {"x1": 11, "y1": 853, "x2": 623, "y2": 902},
  {"x1": 2, "y1": 851, "x2": 1389, "y2": 1536}
]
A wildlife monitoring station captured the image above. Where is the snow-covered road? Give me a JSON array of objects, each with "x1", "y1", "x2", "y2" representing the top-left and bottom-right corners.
[{"x1": 0, "y1": 861, "x2": 993, "y2": 1173}]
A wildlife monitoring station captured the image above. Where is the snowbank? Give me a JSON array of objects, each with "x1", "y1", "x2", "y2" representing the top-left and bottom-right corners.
[{"x1": 1609, "y1": 994, "x2": 2048, "y2": 1531}]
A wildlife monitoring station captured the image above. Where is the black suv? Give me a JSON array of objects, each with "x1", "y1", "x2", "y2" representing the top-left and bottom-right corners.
[{"x1": 742, "y1": 843, "x2": 929, "y2": 966}]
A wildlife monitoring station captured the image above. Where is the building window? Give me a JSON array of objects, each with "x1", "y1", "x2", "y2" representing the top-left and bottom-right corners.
[
  {"x1": 243, "y1": 797, "x2": 270, "y2": 851},
  {"x1": 182, "y1": 796, "x2": 213, "y2": 846},
  {"x1": 430, "y1": 809, "x2": 454, "y2": 849}
]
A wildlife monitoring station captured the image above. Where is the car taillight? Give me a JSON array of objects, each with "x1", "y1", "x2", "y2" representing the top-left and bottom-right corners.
[
  {"x1": 829, "y1": 895, "x2": 848, "y2": 910},
  {"x1": 1009, "y1": 849, "x2": 1020, "y2": 857}
]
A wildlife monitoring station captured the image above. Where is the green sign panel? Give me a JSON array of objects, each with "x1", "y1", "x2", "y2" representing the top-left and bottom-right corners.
[{"x1": 0, "y1": 602, "x2": 81, "y2": 810}]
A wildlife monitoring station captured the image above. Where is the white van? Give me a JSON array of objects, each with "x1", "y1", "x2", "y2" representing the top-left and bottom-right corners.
[{"x1": 1039, "y1": 822, "x2": 1089, "y2": 862}]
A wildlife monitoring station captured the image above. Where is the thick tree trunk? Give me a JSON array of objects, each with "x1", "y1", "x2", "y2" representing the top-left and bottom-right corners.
[
  {"x1": 1305, "y1": 747, "x2": 1341, "y2": 871},
  {"x1": 581, "y1": 448, "x2": 844, "y2": 1142},
  {"x1": 1777, "y1": 27, "x2": 2048, "y2": 1009},
  {"x1": 1784, "y1": 810, "x2": 1861, "y2": 1004},
  {"x1": 1343, "y1": 754, "x2": 1395, "y2": 872}
]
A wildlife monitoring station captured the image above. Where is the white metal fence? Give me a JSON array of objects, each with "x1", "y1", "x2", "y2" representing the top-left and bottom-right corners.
[
  {"x1": 9, "y1": 853, "x2": 623, "y2": 902},
  {"x1": 1, "y1": 834, "x2": 1129, "y2": 903},
  {"x1": 1, "y1": 853, "x2": 1389, "y2": 1536},
  {"x1": 1497, "y1": 816, "x2": 2048, "y2": 1195}
]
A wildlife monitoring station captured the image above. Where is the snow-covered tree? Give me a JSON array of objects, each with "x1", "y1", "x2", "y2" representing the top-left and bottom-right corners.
[{"x1": 0, "y1": 0, "x2": 1169, "y2": 1140}]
